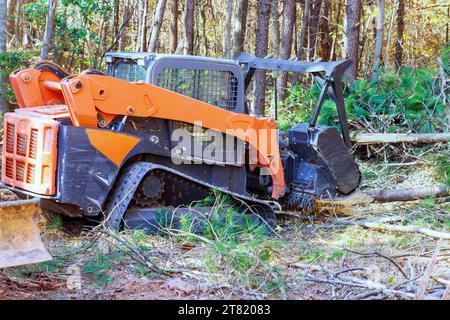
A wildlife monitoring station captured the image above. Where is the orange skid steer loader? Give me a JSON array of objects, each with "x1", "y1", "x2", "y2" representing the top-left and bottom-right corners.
[{"x1": 0, "y1": 53, "x2": 360, "y2": 268}]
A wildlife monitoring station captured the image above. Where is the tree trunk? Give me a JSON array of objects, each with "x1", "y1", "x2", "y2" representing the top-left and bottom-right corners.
[
  {"x1": 200, "y1": 5, "x2": 208, "y2": 56},
  {"x1": 170, "y1": 0, "x2": 178, "y2": 53},
  {"x1": 270, "y1": 0, "x2": 280, "y2": 58},
  {"x1": 0, "y1": 0, "x2": 5, "y2": 53},
  {"x1": 40, "y1": 0, "x2": 58, "y2": 60},
  {"x1": 308, "y1": 0, "x2": 322, "y2": 60},
  {"x1": 0, "y1": 0, "x2": 7, "y2": 114},
  {"x1": 297, "y1": 0, "x2": 310, "y2": 61},
  {"x1": 394, "y1": 0, "x2": 405, "y2": 68},
  {"x1": 224, "y1": 0, "x2": 233, "y2": 58},
  {"x1": 330, "y1": 0, "x2": 342, "y2": 60},
  {"x1": 385, "y1": 0, "x2": 398, "y2": 69},
  {"x1": 320, "y1": 0, "x2": 331, "y2": 61},
  {"x1": 119, "y1": 0, "x2": 130, "y2": 51},
  {"x1": 371, "y1": 0, "x2": 384, "y2": 80},
  {"x1": 278, "y1": 0, "x2": 296, "y2": 101},
  {"x1": 253, "y1": 0, "x2": 271, "y2": 116},
  {"x1": 6, "y1": 0, "x2": 17, "y2": 44},
  {"x1": 112, "y1": 0, "x2": 120, "y2": 51},
  {"x1": 135, "y1": 0, "x2": 142, "y2": 50},
  {"x1": 343, "y1": 0, "x2": 361, "y2": 79},
  {"x1": 279, "y1": 0, "x2": 296, "y2": 62},
  {"x1": 183, "y1": 0, "x2": 194, "y2": 55},
  {"x1": 139, "y1": 0, "x2": 148, "y2": 52},
  {"x1": 148, "y1": 0, "x2": 167, "y2": 52},
  {"x1": 13, "y1": 0, "x2": 23, "y2": 47},
  {"x1": 232, "y1": 0, "x2": 248, "y2": 58}
]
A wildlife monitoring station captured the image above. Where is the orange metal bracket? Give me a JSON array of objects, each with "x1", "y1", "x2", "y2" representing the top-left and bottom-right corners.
[
  {"x1": 9, "y1": 68, "x2": 65, "y2": 108},
  {"x1": 59, "y1": 75, "x2": 286, "y2": 199}
]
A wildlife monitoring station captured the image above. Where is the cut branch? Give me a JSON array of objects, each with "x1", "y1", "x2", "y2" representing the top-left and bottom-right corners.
[
  {"x1": 366, "y1": 185, "x2": 449, "y2": 203},
  {"x1": 352, "y1": 133, "x2": 450, "y2": 145}
]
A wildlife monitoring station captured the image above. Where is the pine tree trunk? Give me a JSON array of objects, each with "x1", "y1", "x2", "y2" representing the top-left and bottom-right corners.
[
  {"x1": 40, "y1": 0, "x2": 58, "y2": 60},
  {"x1": 13, "y1": 0, "x2": 22, "y2": 47},
  {"x1": 343, "y1": 0, "x2": 361, "y2": 79},
  {"x1": 331, "y1": 0, "x2": 342, "y2": 60},
  {"x1": 308, "y1": 0, "x2": 322, "y2": 60},
  {"x1": 139, "y1": 0, "x2": 148, "y2": 52},
  {"x1": 183, "y1": 0, "x2": 194, "y2": 55},
  {"x1": 270, "y1": 0, "x2": 280, "y2": 58},
  {"x1": 119, "y1": 0, "x2": 130, "y2": 51},
  {"x1": 320, "y1": 0, "x2": 331, "y2": 61},
  {"x1": 232, "y1": 0, "x2": 248, "y2": 58},
  {"x1": 394, "y1": 0, "x2": 405, "y2": 68},
  {"x1": 136, "y1": 0, "x2": 142, "y2": 50},
  {"x1": 112, "y1": 0, "x2": 120, "y2": 51},
  {"x1": 170, "y1": 0, "x2": 178, "y2": 53},
  {"x1": 372, "y1": 0, "x2": 384, "y2": 80},
  {"x1": 278, "y1": 0, "x2": 296, "y2": 101},
  {"x1": 253, "y1": 0, "x2": 271, "y2": 116},
  {"x1": 148, "y1": 0, "x2": 167, "y2": 52},
  {"x1": 6, "y1": 0, "x2": 17, "y2": 45},
  {"x1": 297, "y1": 0, "x2": 310, "y2": 61},
  {"x1": 0, "y1": 0, "x2": 7, "y2": 113},
  {"x1": 385, "y1": 0, "x2": 398, "y2": 69},
  {"x1": 224, "y1": 0, "x2": 233, "y2": 58},
  {"x1": 200, "y1": 6, "x2": 208, "y2": 56}
]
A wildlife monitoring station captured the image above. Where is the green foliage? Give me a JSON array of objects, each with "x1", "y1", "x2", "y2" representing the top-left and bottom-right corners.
[
  {"x1": 47, "y1": 214, "x2": 63, "y2": 231},
  {"x1": 0, "y1": 52, "x2": 32, "y2": 103},
  {"x1": 347, "y1": 66, "x2": 447, "y2": 133},
  {"x1": 22, "y1": 0, "x2": 115, "y2": 70},
  {"x1": 82, "y1": 251, "x2": 123, "y2": 287},
  {"x1": 328, "y1": 249, "x2": 345, "y2": 261},
  {"x1": 432, "y1": 154, "x2": 450, "y2": 187},
  {"x1": 155, "y1": 192, "x2": 285, "y2": 296},
  {"x1": 440, "y1": 42, "x2": 450, "y2": 74},
  {"x1": 281, "y1": 46, "x2": 449, "y2": 134},
  {"x1": 276, "y1": 81, "x2": 343, "y2": 132}
]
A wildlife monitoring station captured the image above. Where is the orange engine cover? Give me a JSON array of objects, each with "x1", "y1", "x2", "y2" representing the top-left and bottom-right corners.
[{"x1": 1, "y1": 105, "x2": 69, "y2": 195}]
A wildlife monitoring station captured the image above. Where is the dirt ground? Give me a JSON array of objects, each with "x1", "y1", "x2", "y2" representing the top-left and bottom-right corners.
[{"x1": 0, "y1": 144, "x2": 449, "y2": 300}]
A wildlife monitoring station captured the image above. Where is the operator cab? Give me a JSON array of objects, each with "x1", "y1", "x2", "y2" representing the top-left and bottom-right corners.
[{"x1": 105, "y1": 52, "x2": 246, "y2": 114}]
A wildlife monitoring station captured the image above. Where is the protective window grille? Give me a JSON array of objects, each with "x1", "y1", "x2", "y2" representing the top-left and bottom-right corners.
[
  {"x1": 113, "y1": 62, "x2": 146, "y2": 82},
  {"x1": 156, "y1": 68, "x2": 238, "y2": 111}
]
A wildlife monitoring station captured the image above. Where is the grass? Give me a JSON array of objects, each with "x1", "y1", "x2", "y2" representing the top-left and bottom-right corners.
[
  {"x1": 432, "y1": 153, "x2": 450, "y2": 187},
  {"x1": 46, "y1": 214, "x2": 63, "y2": 231}
]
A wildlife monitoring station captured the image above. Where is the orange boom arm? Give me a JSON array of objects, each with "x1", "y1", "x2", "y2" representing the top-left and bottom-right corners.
[{"x1": 59, "y1": 75, "x2": 286, "y2": 199}]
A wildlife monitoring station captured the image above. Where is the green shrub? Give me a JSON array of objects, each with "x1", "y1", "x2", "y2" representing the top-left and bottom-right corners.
[
  {"x1": 0, "y1": 51, "x2": 32, "y2": 104},
  {"x1": 280, "y1": 45, "x2": 449, "y2": 134}
]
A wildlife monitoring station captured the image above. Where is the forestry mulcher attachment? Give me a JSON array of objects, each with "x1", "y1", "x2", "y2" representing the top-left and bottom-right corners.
[{"x1": 0, "y1": 53, "x2": 360, "y2": 267}]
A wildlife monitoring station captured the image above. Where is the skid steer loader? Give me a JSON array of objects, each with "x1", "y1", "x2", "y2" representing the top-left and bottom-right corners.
[{"x1": 0, "y1": 53, "x2": 361, "y2": 268}]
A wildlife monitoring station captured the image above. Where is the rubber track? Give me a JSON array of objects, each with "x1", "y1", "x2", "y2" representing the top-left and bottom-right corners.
[
  {"x1": 103, "y1": 162, "x2": 277, "y2": 230},
  {"x1": 103, "y1": 162, "x2": 154, "y2": 230}
]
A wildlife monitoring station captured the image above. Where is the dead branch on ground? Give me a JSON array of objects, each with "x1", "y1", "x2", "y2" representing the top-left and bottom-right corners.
[{"x1": 353, "y1": 133, "x2": 450, "y2": 145}]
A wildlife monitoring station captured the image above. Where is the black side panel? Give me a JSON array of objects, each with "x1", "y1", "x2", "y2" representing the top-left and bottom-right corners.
[
  {"x1": 57, "y1": 123, "x2": 247, "y2": 216},
  {"x1": 57, "y1": 126, "x2": 121, "y2": 216}
]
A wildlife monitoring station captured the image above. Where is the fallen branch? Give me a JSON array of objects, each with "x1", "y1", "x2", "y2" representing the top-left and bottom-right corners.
[
  {"x1": 352, "y1": 133, "x2": 450, "y2": 145},
  {"x1": 443, "y1": 285, "x2": 450, "y2": 300},
  {"x1": 316, "y1": 185, "x2": 449, "y2": 210},
  {"x1": 304, "y1": 275, "x2": 416, "y2": 299},
  {"x1": 366, "y1": 185, "x2": 450, "y2": 203},
  {"x1": 281, "y1": 212, "x2": 450, "y2": 239},
  {"x1": 416, "y1": 240, "x2": 442, "y2": 300}
]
